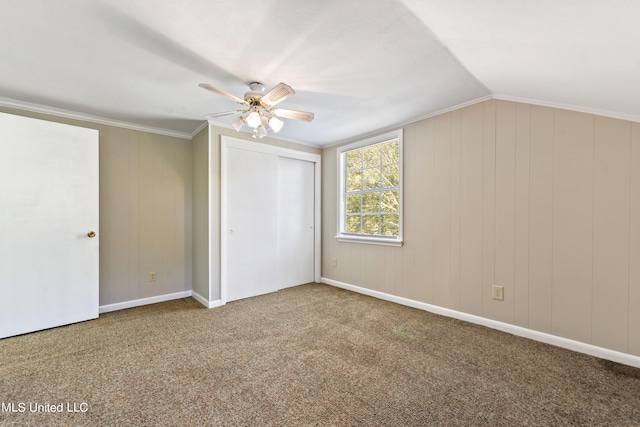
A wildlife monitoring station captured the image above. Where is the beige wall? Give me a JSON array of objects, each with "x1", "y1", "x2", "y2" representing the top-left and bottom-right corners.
[
  {"x1": 322, "y1": 99, "x2": 640, "y2": 357},
  {"x1": 1, "y1": 108, "x2": 193, "y2": 307},
  {"x1": 191, "y1": 125, "x2": 209, "y2": 299}
]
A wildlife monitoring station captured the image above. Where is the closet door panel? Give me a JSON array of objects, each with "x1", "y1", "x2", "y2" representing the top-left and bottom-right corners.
[
  {"x1": 224, "y1": 146, "x2": 279, "y2": 302},
  {"x1": 278, "y1": 157, "x2": 315, "y2": 289}
]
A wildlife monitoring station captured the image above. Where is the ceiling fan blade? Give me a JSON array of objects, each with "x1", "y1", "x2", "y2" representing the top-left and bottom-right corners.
[
  {"x1": 273, "y1": 108, "x2": 314, "y2": 122},
  {"x1": 261, "y1": 82, "x2": 295, "y2": 106},
  {"x1": 205, "y1": 110, "x2": 242, "y2": 119},
  {"x1": 199, "y1": 83, "x2": 248, "y2": 106}
]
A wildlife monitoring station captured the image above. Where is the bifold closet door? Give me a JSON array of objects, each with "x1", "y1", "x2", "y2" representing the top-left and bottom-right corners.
[{"x1": 224, "y1": 145, "x2": 315, "y2": 302}]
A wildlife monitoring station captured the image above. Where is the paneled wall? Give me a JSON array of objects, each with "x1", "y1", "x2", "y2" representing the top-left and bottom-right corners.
[
  {"x1": 322, "y1": 99, "x2": 640, "y2": 357},
  {"x1": 99, "y1": 127, "x2": 192, "y2": 306},
  {"x1": 1, "y1": 108, "x2": 193, "y2": 307}
]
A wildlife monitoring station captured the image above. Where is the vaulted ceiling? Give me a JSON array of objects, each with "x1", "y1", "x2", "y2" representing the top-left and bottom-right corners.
[{"x1": 1, "y1": 0, "x2": 638, "y2": 147}]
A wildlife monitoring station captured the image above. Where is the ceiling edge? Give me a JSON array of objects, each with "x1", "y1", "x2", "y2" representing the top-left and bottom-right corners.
[
  {"x1": 325, "y1": 92, "x2": 640, "y2": 150},
  {"x1": 493, "y1": 94, "x2": 640, "y2": 124},
  {"x1": 0, "y1": 97, "x2": 194, "y2": 140},
  {"x1": 5, "y1": 92, "x2": 637, "y2": 149},
  {"x1": 191, "y1": 121, "x2": 209, "y2": 138},
  {"x1": 323, "y1": 95, "x2": 494, "y2": 149}
]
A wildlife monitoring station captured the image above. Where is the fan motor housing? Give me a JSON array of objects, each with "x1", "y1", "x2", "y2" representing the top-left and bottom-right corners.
[{"x1": 244, "y1": 82, "x2": 266, "y2": 101}]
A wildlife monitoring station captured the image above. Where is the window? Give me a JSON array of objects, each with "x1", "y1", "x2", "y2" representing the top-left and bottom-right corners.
[{"x1": 336, "y1": 130, "x2": 403, "y2": 246}]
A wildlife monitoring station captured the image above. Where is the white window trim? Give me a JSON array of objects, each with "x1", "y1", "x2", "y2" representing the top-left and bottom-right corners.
[{"x1": 335, "y1": 129, "x2": 403, "y2": 247}]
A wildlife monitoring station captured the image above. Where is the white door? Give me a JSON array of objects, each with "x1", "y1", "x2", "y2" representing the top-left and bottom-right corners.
[
  {"x1": 222, "y1": 139, "x2": 317, "y2": 303},
  {"x1": 277, "y1": 156, "x2": 315, "y2": 288},
  {"x1": 0, "y1": 113, "x2": 99, "y2": 339},
  {"x1": 224, "y1": 146, "x2": 279, "y2": 302}
]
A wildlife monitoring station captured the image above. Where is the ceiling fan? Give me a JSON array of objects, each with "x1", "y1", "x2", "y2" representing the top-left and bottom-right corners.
[{"x1": 199, "y1": 81, "x2": 314, "y2": 139}]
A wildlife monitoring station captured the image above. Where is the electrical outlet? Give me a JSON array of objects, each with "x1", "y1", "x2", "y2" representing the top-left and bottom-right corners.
[
  {"x1": 331, "y1": 258, "x2": 337, "y2": 267},
  {"x1": 149, "y1": 272, "x2": 157, "y2": 282},
  {"x1": 492, "y1": 285, "x2": 504, "y2": 301}
]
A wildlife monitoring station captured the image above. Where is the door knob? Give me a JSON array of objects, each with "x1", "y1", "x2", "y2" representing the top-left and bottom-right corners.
[{"x1": 87, "y1": 231, "x2": 96, "y2": 238}]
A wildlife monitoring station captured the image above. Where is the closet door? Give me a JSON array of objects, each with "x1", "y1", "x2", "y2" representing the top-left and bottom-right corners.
[
  {"x1": 277, "y1": 156, "x2": 315, "y2": 288},
  {"x1": 224, "y1": 146, "x2": 279, "y2": 302},
  {"x1": 222, "y1": 138, "x2": 317, "y2": 303}
]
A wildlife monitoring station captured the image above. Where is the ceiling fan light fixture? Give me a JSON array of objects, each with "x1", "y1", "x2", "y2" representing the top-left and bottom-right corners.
[
  {"x1": 246, "y1": 111, "x2": 261, "y2": 128},
  {"x1": 268, "y1": 116, "x2": 284, "y2": 133},
  {"x1": 232, "y1": 116, "x2": 246, "y2": 131},
  {"x1": 256, "y1": 124, "x2": 268, "y2": 139},
  {"x1": 261, "y1": 115, "x2": 272, "y2": 131},
  {"x1": 200, "y1": 81, "x2": 313, "y2": 137}
]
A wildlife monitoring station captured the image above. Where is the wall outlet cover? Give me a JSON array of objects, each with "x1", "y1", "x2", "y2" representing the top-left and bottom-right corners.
[{"x1": 492, "y1": 285, "x2": 504, "y2": 301}]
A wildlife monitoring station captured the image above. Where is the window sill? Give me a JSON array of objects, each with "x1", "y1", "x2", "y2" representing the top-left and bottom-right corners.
[{"x1": 335, "y1": 235, "x2": 403, "y2": 247}]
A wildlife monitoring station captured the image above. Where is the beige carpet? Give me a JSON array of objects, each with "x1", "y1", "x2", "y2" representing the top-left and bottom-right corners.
[{"x1": 1, "y1": 283, "x2": 639, "y2": 426}]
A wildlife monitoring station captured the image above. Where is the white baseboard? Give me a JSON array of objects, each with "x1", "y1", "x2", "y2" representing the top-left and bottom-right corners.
[
  {"x1": 99, "y1": 291, "x2": 193, "y2": 314},
  {"x1": 191, "y1": 291, "x2": 225, "y2": 309},
  {"x1": 321, "y1": 277, "x2": 640, "y2": 369}
]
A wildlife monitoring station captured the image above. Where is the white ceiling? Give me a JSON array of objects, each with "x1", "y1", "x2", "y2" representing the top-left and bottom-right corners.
[{"x1": 1, "y1": 0, "x2": 638, "y2": 147}]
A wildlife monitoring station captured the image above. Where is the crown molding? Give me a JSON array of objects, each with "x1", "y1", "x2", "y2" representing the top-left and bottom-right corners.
[
  {"x1": 5, "y1": 93, "x2": 638, "y2": 148},
  {"x1": 492, "y1": 94, "x2": 640, "y2": 124},
  {"x1": 0, "y1": 96, "x2": 194, "y2": 140},
  {"x1": 323, "y1": 94, "x2": 494, "y2": 149},
  {"x1": 191, "y1": 120, "x2": 209, "y2": 138},
  {"x1": 404, "y1": 94, "x2": 494, "y2": 125},
  {"x1": 324, "y1": 93, "x2": 640, "y2": 150}
]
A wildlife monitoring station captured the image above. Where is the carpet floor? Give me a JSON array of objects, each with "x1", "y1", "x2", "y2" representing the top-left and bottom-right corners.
[{"x1": 1, "y1": 283, "x2": 639, "y2": 426}]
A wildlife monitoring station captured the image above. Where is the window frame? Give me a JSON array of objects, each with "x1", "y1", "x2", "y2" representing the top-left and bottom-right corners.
[{"x1": 336, "y1": 129, "x2": 403, "y2": 246}]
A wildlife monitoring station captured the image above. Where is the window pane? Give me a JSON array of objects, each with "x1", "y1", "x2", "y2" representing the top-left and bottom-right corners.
[
  {"x1": 362, "y1": 145, "x2": 380, "y2": 168},
  {"x1": 345, "y1": 150, "x2": 362, "y2": 171},
  {"x1": 346, "y1": 215, "x2": 361, "y2": 233},
  {"x1": 381, "y1": 164, "x2": 399, "y2": 188},
  {"x1": 339, "y1": 132, "x2": 401, "y2": 241},
  {"x1": 381, "y1": 190, "x2": 399, "y2": 213},
  {"x1": 345, "y1": 171, "x2": 362, "y2": 192},
  {"x1": 362, "y1": 192, "x2": 380, "y2": 213},
  {"x1": 380, "y1": 140, "x2": 399, "y2": 164},
  {"x1": 363, "y1": 167, "x2": 381, "y2": 190},
  {"x1": 345, "y1": 194, "x2": 361, "y2": 214},
  {"x1": 381, "y1": 214, "x2": 399, "y2": 236},
  {"x1": 362, "y1": 214, "x2": 380, "y2": 235}
]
